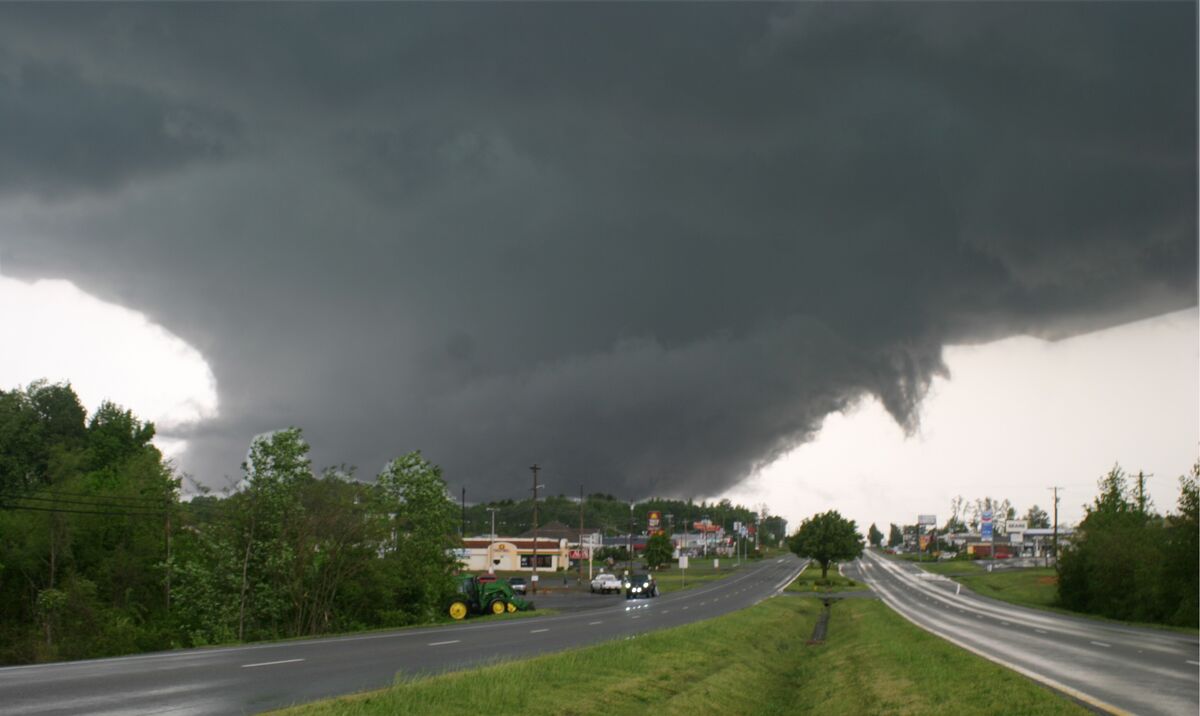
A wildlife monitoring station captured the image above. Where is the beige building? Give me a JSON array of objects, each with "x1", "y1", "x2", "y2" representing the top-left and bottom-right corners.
[{"x1": 461, "y1": 537, "x2": 569, "y2": 572}]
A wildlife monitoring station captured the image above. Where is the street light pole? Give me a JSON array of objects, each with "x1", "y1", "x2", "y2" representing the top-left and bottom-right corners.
[
  {"x1": 486, "y1": 507, "x2": 498, "y2": 574},
  {"x1": 627, "y1": 501, "x2": 634, "y2": 574},
  {"x1": 531, "y1": 464, "x2": 542, "y2": 595}
]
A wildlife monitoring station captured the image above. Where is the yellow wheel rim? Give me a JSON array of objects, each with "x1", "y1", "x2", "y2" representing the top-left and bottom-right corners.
[
  {"x1": 491, "y1": 600, "x2": 507, "y2": 615},
  {"x1": 506, "y1": 602, "x2": 517, "y2": 613},
  {"x1": 449, "y1": 602, "x2": 468, "y2": 620}
]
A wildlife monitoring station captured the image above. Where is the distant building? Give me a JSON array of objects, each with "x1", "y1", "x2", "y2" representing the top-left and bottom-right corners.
[{"x1": 460, "y1": 537, "x2": 567, "y2": 572}]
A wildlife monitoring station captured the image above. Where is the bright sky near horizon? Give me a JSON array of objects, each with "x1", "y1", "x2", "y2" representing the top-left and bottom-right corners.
[
  {"x1": 718, "y1": 307, "x2": 1198, "y2": 532},
  {"x1": 2, "y1": 271, "x2": 1194, "y2": 530}
]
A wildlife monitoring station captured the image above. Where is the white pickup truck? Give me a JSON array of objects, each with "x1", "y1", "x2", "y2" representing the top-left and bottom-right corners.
[{"x1": 589, "y1": 573, "x2": 622, "y2": 594}]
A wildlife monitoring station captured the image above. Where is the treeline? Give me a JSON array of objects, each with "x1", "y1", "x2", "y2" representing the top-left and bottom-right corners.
[
  {"x1": 463, "y1": 494, "x2": 787, "y2": 544},
  {"x1": 0, "y1": 381, "x2": 460, "y2": 665},
  {"x1": 1058, "y1": 465, "x2": 1198, "y2": 628}
]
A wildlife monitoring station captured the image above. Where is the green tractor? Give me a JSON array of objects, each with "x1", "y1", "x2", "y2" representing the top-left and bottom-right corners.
[{"x1": 447, "y1": 575, "x2": 534, "y2": 620}]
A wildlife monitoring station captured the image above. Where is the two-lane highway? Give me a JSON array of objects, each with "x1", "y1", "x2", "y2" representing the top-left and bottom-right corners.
[
  {"x1": 851, "y1": 550, "x2": 1200, "y2": 716},
  {"x1": 0, "y1": 555, "x2": 805, "y2": 715}
]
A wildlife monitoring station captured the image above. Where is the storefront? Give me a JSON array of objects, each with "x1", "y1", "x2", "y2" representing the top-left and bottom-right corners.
[{"x1": 459, "y1": 537, "x2": 569, "y2": 572}]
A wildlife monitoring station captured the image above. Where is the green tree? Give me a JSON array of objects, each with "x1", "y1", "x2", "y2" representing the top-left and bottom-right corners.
[
  {"x1": 1162, "y1": 464, "x2": 1199, "y2": 626},
  {"x1": 867, "y1": 523, "x2": 884, "y2": 547},
  {"x1": 376, "y1": 451, "x2": 460, "y2": 622},
  {"x1": 234, "y1": 427, "x2": 312, "y2": 641},
  {"x1": 643, "y1": 533, "x2": 673, "y2": 569},
  {"x1": 1024, "y1": 504, "x2": 1050, "y2": 529},
  {"x1": 788, "y1": 511, "x2": 865, "y2": 578},
  {"x1": 1056, "y1": 464, "x2": 1191, "y2": 626},
  {"x1": 887, "y1": 523, "x2": 903, "y2": 548}
]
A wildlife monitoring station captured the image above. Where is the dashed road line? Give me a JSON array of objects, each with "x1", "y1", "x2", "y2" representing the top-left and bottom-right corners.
[
  {"x1": 588, "y1": 621, "x2": 603, "y2": 626},
  {"x1": 242, "y1": 658, "x2": 305, "y2": 668},
  {"x1": 1036, "y1": 629, "x2": 1048, "y2": 634},
  {"x1": 1090, "y1": 641, "x2": 1111, "y2": 648},
  {"x1": 426, "y1": 640, "x2": 460, "y2": 647},
  {"x1": 530, "y1": 628, "x2": 549, "y2": 634}
]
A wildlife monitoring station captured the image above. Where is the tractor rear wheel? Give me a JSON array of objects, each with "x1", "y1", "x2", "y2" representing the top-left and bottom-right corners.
[
  {"x1": 448, "y1": 600, "x2": 469, "y2": 620},
  {"x1": 490, "y1": 600, "x2": 507, "y2": 615}
]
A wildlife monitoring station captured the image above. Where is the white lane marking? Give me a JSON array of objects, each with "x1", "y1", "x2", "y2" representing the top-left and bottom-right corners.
[
  {"x1": 1036, "y1": 629, "x2": 1048, "y2": 634},
  {"x1": 588, "y1": 621, "x2": 603, "y2": 625},
  {"x1": 1090, "y1": 641, "x2": 1111, "y2": 648},
  {"x1": 427, "y1": 640, "x2": 460, "y2": 647},
  {"x1": 661, "y1": 609, "x2": 670, "y2": 614},
  {"x1": 241, "y1": 658, "x2": 304, "y2": 668},
  {"x1": 631, "y1": 615, "x2": 641, "y2": 619},
  {"x1": 530, "y1": 628, "x2": 550, "y2": 634},
  {"x1": 1186, "y1": 660, "x2": 1199, "y2": 666},
  {"x1": 682, "y1": 606, "x2": 689, "y2": 610},
  {"x1": 1001, "y1": 621, "x2": 1011, "y2": 626}
]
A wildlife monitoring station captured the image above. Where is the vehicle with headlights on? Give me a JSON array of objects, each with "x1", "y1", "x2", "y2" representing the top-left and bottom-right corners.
[{"x1": 624, "y1": 573, "x2": 659, "y2": 599}]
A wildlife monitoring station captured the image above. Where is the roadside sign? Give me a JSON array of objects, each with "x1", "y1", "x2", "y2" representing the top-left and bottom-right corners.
[
  {"x1": 679, "y1": 555, "x2": 689, "y2": 569},
  {"x1": 918, "y1": 514, "x2": 937, "y2": 526},
  {"x1": 1005, "y1": 520, "x2": 1027, "y2": 532}
]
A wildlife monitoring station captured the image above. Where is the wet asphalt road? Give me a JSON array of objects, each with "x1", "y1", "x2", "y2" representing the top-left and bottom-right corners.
[
  {"x1": 852, "y1": 550, "x2": 1200, "y2": 716},
  {"x1": 0, "y1": 556, "x2": 805, "y2": 715}
]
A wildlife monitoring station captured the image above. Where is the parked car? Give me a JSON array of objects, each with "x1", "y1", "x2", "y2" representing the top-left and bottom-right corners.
[
  {"x1": 590, "y1": 573, "x2": 622, "y2": 594},
  {"x1": 624, "y1": 573, "x2": 658, "y2": 599},
  {"x1": 507, "y1": 577, "x2": 527, "y2": 594}
]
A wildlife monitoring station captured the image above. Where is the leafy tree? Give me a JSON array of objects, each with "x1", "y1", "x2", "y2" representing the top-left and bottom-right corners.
[
  {"x1": 1057, "y1": 464, "x2": 1197, "y2": 627},
  {"x1": 788, "y1": 511, "x2": 864, "y2": 578},
  {"x1": 1024, "y1": 504, "x2": 1050, "y2": 529},
  {"x1": 887, "y1": 523, "x2": 903, "y2": 548},
  {"x1": 376, "y1": 451, "x2": 460, "y2": 622},
  {"x1": 867, "y1": 523, "x2": 884, "y2": 547},
  {"x1": 643, "y1": 533, "x2": 673, "y2": 569}
]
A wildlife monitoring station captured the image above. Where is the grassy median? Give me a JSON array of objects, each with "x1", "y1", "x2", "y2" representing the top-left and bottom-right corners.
[
  {"x1": 273, "y1": 596, "x2": 1087, "y2": 716},
  {"x1": 785, "y1": 564, "x2": 868, "y2": 593}
]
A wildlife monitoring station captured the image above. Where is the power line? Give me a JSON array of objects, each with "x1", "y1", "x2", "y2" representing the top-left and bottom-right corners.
[
  {"x1": 0, "y1": 488, "x2": 168, "y2": 504},
  {"x1": 0, "y1": 503, "x2": 165, "y2": 518},
  {"x1": 0, "y1": 493, "x2": 168, "y2": 513}
]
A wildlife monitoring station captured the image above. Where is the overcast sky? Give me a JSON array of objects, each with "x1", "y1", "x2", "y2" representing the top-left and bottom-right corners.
[{"x1": 0, "y1": 3, "x2": 1195, "y2": 524}]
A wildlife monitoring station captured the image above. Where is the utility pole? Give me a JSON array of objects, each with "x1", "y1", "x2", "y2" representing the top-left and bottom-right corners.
[
  {"x1": 1134, "y1": 472, "x2": 1153, "y2": 515},
  {"x1": 1048, "y1": 486, "x2": 1062, "y2": 566},
  {"x1": 627, "y1": 501, "x2": 634, "y2": 575},
  {"x1": 461, "y1": 487, "x2": 466, "y2": 538},
  {"x1": 531, "y1": 464, "x2": 541, "y2": 595},
  {"x1": 578, "y1": 484, "x2": 584, "y2": 584},
  {"x1": 486, "y1": 507, "x2": 499, "y2": 574}
]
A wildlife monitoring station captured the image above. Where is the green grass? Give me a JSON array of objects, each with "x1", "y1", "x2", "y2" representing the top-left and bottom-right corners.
[
  {"x1": 272, "y1": 596, "x2": 1087, "y2": 716},
  {"x1": 909, "y1": 561, "x2": 1199, "y2": 635},
  {"x1": 786, "y1": 564, "x2": 868, "y2": 593},
  {"x1": 945, "y1": 566, "x2": 1060, "y2": 609},
  {"x1": 653, "y1": 559, "x2": 743, "y2": 594}
]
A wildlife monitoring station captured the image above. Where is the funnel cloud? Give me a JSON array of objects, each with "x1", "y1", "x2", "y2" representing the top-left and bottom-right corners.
[{"x1": 0, "y1": 3, "x2": 1194, "y2": 499}]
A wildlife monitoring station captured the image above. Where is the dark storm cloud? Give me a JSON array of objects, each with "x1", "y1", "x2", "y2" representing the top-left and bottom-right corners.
[
  {"x1": 0, "y1": 3, "x2": 1194, "y2": 498},
  {"x1": 0, "y1": 52, "x2": 236, "y2": 199}
]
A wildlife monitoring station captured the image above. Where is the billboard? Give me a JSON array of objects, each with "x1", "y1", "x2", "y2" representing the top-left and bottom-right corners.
[
  {"x1": 648, "y1": 511, "x2": 664, "y2": 535},
  {"x1": 918, "y1": 514, "x2": 937, "y2": 526},
  {"x1": 981, "y1": 510, "x2": 994, "y2": 540},
  {"x1": 1005, "y1": 520, "x2": 1028, "y2": 533}
]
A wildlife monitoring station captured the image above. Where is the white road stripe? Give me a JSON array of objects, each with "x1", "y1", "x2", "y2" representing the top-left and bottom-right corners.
[
  {"x1": 530, "y1": 628, "x2": 550, "y2": 633},
  {"x1": 588, "y1": 621, "x2": 603, "y2": 625},
  {"x1": 1090, "y1": 641, "x2": 1111, "y2": 648},
  {"x1": 427, "y1": 640, "x2": 460, "y2": 646},
  {"x1": 241, "y1": 658, "x2": 304, "y2": 668},
  {"x1": 1186, "y1": 660, "x2": 1199, "y2": 666},
  {"x1": 1036, "y1": 629, "x2": 1048, "y2": 634}
]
